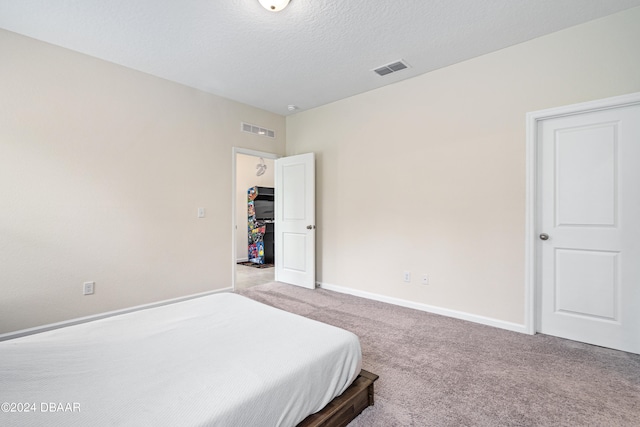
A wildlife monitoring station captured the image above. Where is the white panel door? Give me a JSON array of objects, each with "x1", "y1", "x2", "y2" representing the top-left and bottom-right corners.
[
  {"x1": 537, "y1": 103, "x2": 640, "y2": 354},
  {"x1": 275, "y1": 153, "x2": 315, "y2": 289}
]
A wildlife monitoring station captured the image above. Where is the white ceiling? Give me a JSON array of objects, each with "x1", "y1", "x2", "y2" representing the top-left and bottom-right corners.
[{"x1": 1, "y1": 0, "x2": 639, "y2": 116}]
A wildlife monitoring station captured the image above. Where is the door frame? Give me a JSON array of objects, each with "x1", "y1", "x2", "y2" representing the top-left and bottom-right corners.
[
  {"x1": 231, "y1": 147, "x2": 279, "y2": 291},
  {"x1": 524, "y1": 91, "x2": 640, "y2": 335}
]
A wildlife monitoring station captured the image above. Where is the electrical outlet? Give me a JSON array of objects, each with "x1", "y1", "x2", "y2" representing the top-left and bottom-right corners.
[
  {"x1": 403, "y1": 271, "x2": 411, "y2": 282},
  {"x1": 83, "y1": 281, "x2": 95, "y2": 295},
  {"x1": 422, "y1": 274, "x2": 429, "y2": 285}
]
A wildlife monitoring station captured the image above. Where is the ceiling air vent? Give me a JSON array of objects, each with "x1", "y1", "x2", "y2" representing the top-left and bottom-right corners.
[
  {"x1": 373, "y1": 60, "x2": 409, "y2": 76},
  {"x1": 241, "y1": 122, "x2": 275, "y2": 139}
]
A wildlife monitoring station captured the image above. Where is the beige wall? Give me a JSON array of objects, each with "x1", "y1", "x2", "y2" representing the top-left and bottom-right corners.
[
  {"x1": 235, "y1": 154, "x2": 274, "y2": 261},
  {"x1": 0, "y1": 30, "x2": 285, "y2": 334},
  {"x1": 286, "y1": 7, "x2": 640, "y2": 324},
  {"x1": 3, "y1": 7, "x2": 640, "y2": 335}
]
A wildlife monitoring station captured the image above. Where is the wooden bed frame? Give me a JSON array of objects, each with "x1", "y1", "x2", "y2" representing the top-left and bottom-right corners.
[{"x1": 298, "y1": 369, "x2": 378, "y2": 427}]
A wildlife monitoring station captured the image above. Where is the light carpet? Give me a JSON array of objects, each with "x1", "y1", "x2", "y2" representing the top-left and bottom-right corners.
[{"x1": 237, "y1": 282, "x2": 640, "y2": 427}]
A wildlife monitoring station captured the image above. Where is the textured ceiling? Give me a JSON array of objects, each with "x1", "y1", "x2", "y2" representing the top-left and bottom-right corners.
[{"x1": 1, "y1": 0, "x2": 639, "y2": 116}]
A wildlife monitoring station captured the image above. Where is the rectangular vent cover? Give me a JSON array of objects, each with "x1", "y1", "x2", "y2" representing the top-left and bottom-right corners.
[
  {"x1": 241, "y1": 122, "x2": 275, "y2": 138},
  {"x1": 373, "y1": 60, "x2": 409, "y2": 76}
]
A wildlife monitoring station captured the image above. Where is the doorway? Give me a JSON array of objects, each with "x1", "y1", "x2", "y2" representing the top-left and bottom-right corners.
[
  {"x1": 525, "y1": 92, "x2": 640, "y2": 354},
  {"x1": 232, "y1": 148, "x2": 277, "y2": 290}
]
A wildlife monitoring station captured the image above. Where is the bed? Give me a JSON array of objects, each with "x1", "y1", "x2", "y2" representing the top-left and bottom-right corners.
[{"x1": 0, "y1": 292, "x2": 377, "y2": 426}]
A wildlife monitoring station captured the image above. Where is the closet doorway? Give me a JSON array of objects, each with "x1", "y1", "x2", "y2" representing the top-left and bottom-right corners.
[
  {"x1": 526, "y1": 92, "x2": 640, "y2": 354},
  {"x1": 232, "y1": 148, "x2": 277, "y2": 290}
]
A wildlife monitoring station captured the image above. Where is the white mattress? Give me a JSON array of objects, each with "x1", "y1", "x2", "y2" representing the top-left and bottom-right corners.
[{"x1": 0, "y1": 293, "x2": 362, "y2": 426}]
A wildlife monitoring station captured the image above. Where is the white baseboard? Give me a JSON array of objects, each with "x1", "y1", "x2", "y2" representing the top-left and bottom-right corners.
[
  {"x1": 237, "y1": 257, "x2": 249, "y2": 263},
  {"x1": 0, "y1": 287, "x2": 233, "y2": 342},
  {"x1": 318, "y1": 282, "x2": 528, "y2": 334}
]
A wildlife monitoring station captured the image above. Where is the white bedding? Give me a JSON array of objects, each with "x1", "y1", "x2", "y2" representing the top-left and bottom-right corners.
[{"x1": 0, "y1": 293, "x2": 362, "y2": 426}]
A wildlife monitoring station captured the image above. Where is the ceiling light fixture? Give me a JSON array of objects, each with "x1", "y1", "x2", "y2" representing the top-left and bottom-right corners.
[{"x1": 258, "y1": 0, "x2": 290, "y2": 12}]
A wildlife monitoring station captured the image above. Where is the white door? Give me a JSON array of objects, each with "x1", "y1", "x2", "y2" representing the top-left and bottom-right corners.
[
  {"x1": 275, "y1": 153, "x2": 315, "y2": 289},
  {"x1": 537, "y1": 102, "x2": 640, "y2": 354}
]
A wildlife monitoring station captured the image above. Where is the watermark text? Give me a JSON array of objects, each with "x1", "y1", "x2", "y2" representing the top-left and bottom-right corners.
[{"x1": 1, "y1": 402, "x2": 81, "y2": 413}]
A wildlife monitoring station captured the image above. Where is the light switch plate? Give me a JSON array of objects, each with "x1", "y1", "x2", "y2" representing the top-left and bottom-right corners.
[{"x1": 83, "y1": 281, "x2": 95, "y2": 295}]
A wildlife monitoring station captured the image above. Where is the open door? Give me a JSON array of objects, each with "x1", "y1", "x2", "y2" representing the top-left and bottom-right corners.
[{"x1": 275, "y1": 153, "x2": 315, "y2": 289}]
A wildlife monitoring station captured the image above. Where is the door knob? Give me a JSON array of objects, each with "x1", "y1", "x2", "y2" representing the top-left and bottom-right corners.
[
  {"x1": 306, "y1": 225, "x2": 316, "y2": 230},
  {"x1": 539, "y1": 233, "x2": 549, "y2": 240}
]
